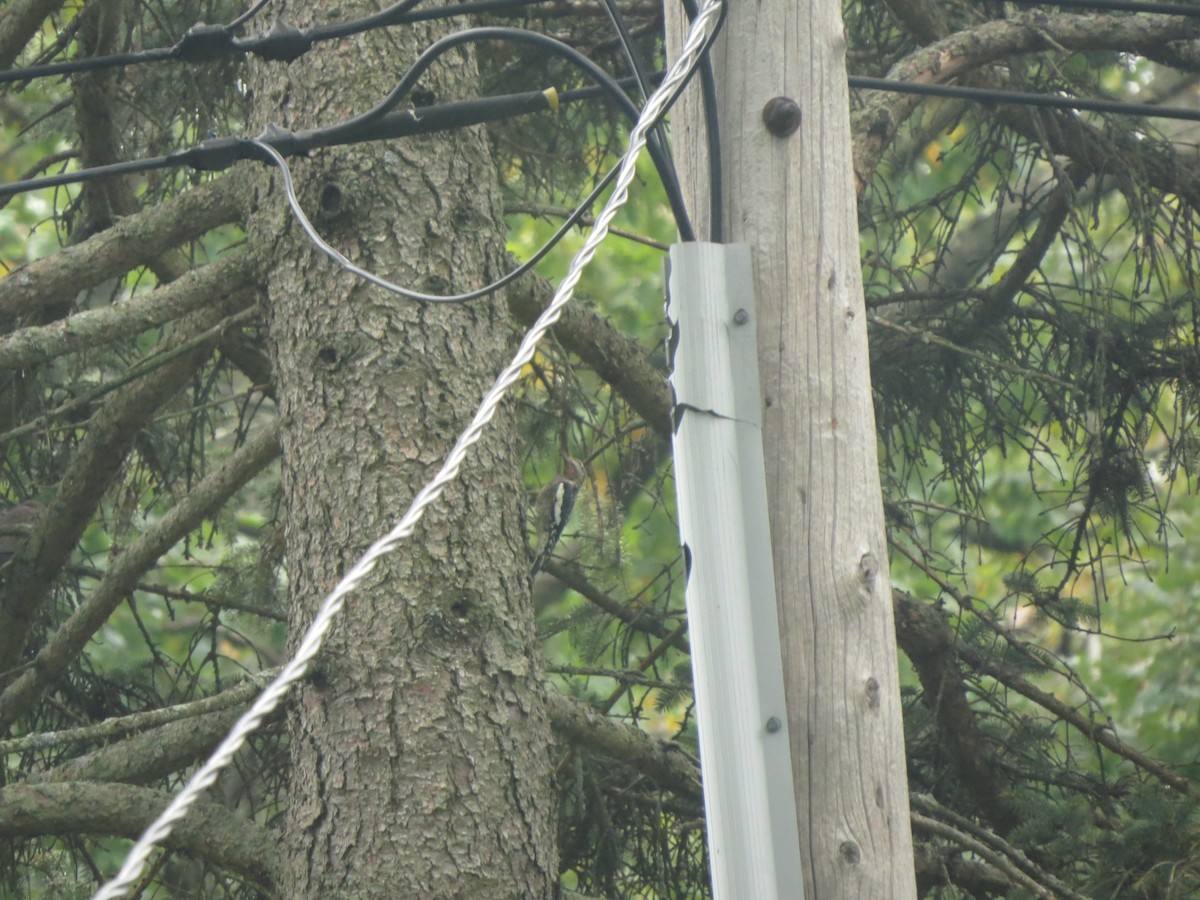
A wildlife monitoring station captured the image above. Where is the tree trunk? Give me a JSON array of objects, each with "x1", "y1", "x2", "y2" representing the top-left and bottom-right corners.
[
  {"x1": 665, "y1": 1, "x2": 918, "y2": 896},
  {"x1": 247, "y1": 3, "x2": 557, "y2": 894}
]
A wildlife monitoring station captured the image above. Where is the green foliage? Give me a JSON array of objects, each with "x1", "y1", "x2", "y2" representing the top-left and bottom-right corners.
[
  {"x1": 862, "y1": 6, "x2": 1200, "y2": 895},
  {"x1": 6, "y1": 0, "x2": 1200, "y2": 896}
]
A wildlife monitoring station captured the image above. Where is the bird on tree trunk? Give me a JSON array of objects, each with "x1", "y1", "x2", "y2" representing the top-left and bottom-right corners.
[{"x1": 530, "y1": 455, "x2": 586, "y2": 583}]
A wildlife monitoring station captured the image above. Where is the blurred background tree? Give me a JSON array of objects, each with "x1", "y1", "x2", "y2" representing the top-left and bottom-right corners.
[{"x1": 3, "y1": 0, "x2": 1200, "y2": 896}]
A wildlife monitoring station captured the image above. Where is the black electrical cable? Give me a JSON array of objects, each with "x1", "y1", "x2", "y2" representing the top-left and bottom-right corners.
[
  {"x1": 390, "y1": 0, "x2": 545, "y2": 21},
  {"x1": 14, "y1": 65, "x2": 1196, "y2": 203},
  {"x1": 254, "y1": 139, "x2": 624, "y2": 303},
  {"x1": 9, "y1": 0, "x2": 1200, "y2": 87},
  {"x1": 296, "y1": 26, "x2": 695, "y2": 240},
  {"x1": 0, "y1": 102, "x2": 620, "y2": 303},
  {"x1": 245, "y1": 3, "x2": 728, "y2": 302},
  {"x1": 849, "y1": 74, "x2": 1200, "y2": 122},
  {"x1": 0, "y1": 0, "x2": 551, "y2": 84},
  {"x1": 679, "y1": 0, "x2": 722, "y2": 242},
  {"x1": 227, "y1": 0, "x2": 276, "y2": 30},
  {"x1": 1007, "y1": 0, "x2": 1200, "y2": 16},
  {"x1": 13, "y1": 61, "x2": 1196, "y2": 208},
  {"x1": 0, "y1": 154, "x2": 179, "y2": 198},
  {"x1": 0, "y1": 75, "x2": 660, "y2": 201},
  {"x1": 599, "y1": 0, "x2": 655, "y2": 102},
  {"x1": 0, "y1": 70, "x2": 680, "y2": 301},
  {"x1": 0, "y1": 4, "x2": 697, "y2": 240},
  {"x1": 0, "y1": 47, "x2": 176, "y2": 83},
  {"x1": 597, "y1": 0, "x2": 691, "y2": 241},
  {"x1": 0, "y1": 8, "x2": 729, "y2": 256},
  {"x1": 384, "y1": 0, "x2": 544, "y2": 21},
  {"x1": 0, "y1": 0, "x2": 275, "y2": 85},
  {"x1": 0, "y1": 0, "x2": 699, "y2": 253},
  {"x1": 2, "y1": 0, "x2": 720, "y2": 309},
  {"x1": 303, "y1": 0, "x2": 425, "y2": 43}
]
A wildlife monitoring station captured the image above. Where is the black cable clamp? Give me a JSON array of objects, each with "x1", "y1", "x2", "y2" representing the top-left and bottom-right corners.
[
  {"x1": 172, "y1": 23, "x2": 238, "y2": 63},
  {"x1": 239, "y1": 21, "x2": 314, "y2": 63},
  {"x1": 168, "y1": 135, "x2": 258, "y2": 172}
]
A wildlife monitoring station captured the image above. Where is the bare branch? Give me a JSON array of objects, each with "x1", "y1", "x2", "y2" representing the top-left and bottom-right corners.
[
  {"x1": 2, "y1": 668, "x2": 279, "y2": 760},
  {"x1": 542, "y1": 560, "x2": 690, "y2": 655},
  {"x1": 545, "y1": 691, "x2": 701, "y2": 802},
  {"x1": 0, "y1": 0, "x2": 67, "y2": 70},
  {"x1": 0, "y1": 422, "x2": 281, "y2": 729},
  {"x1": 893, "y1": 591, "x2": 1020, "y2": 833},
  {"x1": 30, "y1": 696, "x2": 281, "y2": 788},
  {"x1": 0, "y1": 178, "x2": 242, "y2": 320},
  {"x1": 911, "y1": 812, "x2": 1057, "y2": 899},
  {"x1": 893, "y1": 589, "x2": 1190, "y2": 794},
  {"x1": 0, "y1": 781, "x2": 276, "y2": 892},
  {"x1": 0, "y1": 301, "x2": 257, "y2": 675},
  {"x1": 0, "y1": 251, "x2": 259, "y2": 370},
  {"x1": 852, "y1": 11, "x2": 1200, "y2": 194},
  {"x1": 911, "y1": 793, "x2": 1089, "y2": 900},
  {"x1": 66, "y1": 565, "x2": 286, "y2": 622},
  {"x1": 505, "y1": 204, "x2": 669, "y2": 250},
  {"x1": 0, "y1": 304, "x2": 260, "y2": 443},
  {"x1": 508, "y1": 275, "x2": 672, "y2": 437}
]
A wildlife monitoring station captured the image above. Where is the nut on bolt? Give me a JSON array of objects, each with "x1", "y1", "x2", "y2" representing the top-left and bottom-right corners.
[{"x1": 762, "y1": 97, "x2": 801, "y2": 137}]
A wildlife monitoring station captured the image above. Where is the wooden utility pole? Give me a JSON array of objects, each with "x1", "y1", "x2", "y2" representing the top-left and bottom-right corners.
[{"x1": 665, "y1": 2, "x2": 918, "y2": 896}]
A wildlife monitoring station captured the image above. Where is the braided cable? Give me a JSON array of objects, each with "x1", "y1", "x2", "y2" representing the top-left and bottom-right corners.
[{"x1": 92, "y1": 1, "x2": 722, "y2": 895}]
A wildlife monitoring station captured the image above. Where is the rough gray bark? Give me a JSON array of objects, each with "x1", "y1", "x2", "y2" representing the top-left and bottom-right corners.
[
  {"x1": 0, "y1": 0, "x2": 67, "y2": 71},
  {"x1": 247, "y1": 2, "x2": 557, "y2": 895},
  {"x1": 666, "y1": 0, "x2": 918, "y2": 896}
]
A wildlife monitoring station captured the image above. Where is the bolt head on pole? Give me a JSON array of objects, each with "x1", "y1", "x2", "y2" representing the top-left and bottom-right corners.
[{"x1": 762, "y1": 97, "x2": 802, "y2": 137}]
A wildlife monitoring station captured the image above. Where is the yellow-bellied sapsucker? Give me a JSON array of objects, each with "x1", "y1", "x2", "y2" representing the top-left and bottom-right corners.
[{"x1": 530, "y1": 454, "x2": 586, "y2": 582}]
